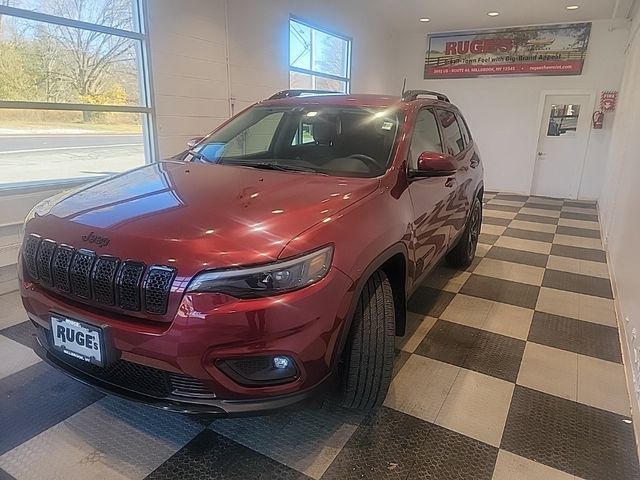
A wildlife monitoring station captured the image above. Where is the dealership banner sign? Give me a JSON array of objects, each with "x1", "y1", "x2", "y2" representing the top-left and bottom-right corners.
[{"x1": 424, "y1": 23, "x2": 591, "y2": 79}]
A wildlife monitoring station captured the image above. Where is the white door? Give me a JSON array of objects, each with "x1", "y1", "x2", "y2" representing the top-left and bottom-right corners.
[{"x1": 531, "y1": 94, "x2": 592, "y2": 199}]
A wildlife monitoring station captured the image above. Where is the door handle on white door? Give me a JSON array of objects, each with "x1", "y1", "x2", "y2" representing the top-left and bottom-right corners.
[{"x1": 537, "y1": 152, "x2": 546, "y2": 157}]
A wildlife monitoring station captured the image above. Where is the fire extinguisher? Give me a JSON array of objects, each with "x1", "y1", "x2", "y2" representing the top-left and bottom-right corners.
[{"x1": 592, "y1": 110, "x2": 604, "y2": 129}]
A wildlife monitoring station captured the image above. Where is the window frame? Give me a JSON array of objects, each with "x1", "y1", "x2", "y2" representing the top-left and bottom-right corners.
[
  {"x1": 435, "y1": 108, "x2": 466, "y2": 157},
  {"x1": 0, "y1": 0, "x2": 158, "y2": 192},
  {"x1": 407, "y1": 107, "x2": 445, "y2": 170},
  {"x1": 288, "y1": 15, "x2": 352, "y2": 93}
]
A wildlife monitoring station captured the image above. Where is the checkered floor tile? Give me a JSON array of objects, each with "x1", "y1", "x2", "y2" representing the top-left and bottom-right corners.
[{"x1": 0, "y1": 193, "x2": 638, "y2": 479}]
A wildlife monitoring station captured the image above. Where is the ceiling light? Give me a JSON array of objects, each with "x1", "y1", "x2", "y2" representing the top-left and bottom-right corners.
[
  {"x1": 487, "y1": 11, "x2": 500, "y2": 16},
  {"x1": 419, "y1": 17, "x2": 430, "y2": 22},
  {"x1": 566, "y1": 5, "x2": 579, "y2": 10}
]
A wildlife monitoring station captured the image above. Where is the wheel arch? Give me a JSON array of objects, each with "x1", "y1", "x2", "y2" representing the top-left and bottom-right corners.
[{"x1": 333, "y1": 242, "x2": 409, "y2": 369}]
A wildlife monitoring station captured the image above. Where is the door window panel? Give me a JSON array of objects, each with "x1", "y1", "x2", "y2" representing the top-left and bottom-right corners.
[
  {"x1": 409, "y1": 109, "x2": 443, "y2": 169},
  {"x1": 436, "y1": 109, "x2": 464, "y2": 156},
  {"x1": 547, "y1": 104, "x2": 581, "y2": 137}
]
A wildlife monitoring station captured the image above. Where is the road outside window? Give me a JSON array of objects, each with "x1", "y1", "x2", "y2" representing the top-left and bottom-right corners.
[{"x1": 0, "y1": 0, "x2": 153, "y2": 188}]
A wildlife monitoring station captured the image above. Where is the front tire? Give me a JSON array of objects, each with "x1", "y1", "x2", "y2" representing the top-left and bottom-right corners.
[
  {"x1": 446, "y1": 196, "x2": 482, "y2": 268},
  {"x1": 340, "y1": 270, "x2": 395, "y2": 411}
]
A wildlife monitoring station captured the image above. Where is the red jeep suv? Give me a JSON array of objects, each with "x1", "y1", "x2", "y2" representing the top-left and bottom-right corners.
[{"x1": 19, "y1": 90, "x2": 483, "y2": 414}]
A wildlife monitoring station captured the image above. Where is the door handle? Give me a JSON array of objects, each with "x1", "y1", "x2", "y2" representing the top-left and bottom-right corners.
[
  {"x1": 445, "y1": 177, "x2": 456, "y2": 188},
  {"x1": 537, "y1": 152, "x2": 546, "y2": 157}
]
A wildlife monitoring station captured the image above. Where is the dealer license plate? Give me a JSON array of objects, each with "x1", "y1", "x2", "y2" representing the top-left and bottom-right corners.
[{"x1": 50, "y1": 315, "x2": 104, "y2": 367}]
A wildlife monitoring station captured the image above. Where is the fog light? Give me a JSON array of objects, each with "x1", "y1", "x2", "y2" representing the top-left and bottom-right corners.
[
  {"x1": 216, "y1": 355, "x2": 298, "y2": 386},
  {"x1": 273, "y1": 356, "x2": 291, "y2": 369}
]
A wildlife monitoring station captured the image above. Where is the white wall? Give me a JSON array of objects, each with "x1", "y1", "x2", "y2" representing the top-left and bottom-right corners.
[
  {"x1": 599, "y1": 7, "x2": 640, "y2": 424},
  {"x1": 390, "y1": 20, "x2": 629, "y2": 198},
  {"x1": 148, "y1": 0, "x2": 395, "y2": 157}
]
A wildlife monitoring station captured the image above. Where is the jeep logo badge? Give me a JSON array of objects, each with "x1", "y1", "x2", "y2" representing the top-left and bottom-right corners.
[{"x1": 82, "y1": 232, "x2": 110, "y2": 248}]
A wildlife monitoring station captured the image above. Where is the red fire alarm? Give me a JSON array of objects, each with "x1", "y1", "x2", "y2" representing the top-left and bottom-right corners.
[{"x1": 600, "y1": 91, "x2": 618, "y2": 112}]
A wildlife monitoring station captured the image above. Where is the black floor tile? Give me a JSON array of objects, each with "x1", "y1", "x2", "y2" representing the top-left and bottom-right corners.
[
  {"x1": 482, "y1": 216, "x2": 511, "y2": 227},
  {"x1": 523, "y1": 202, "x2": 562, "y2": 211},
  {"x1": 0, "y1": 320, "x2": 36, "y2": 348},
  {"x1": 0, "y1": 468, "x2": 15, "y2": 480},
  {"x1": 560, "y1": 211, "x2": 599, "y2": 222},
  {"x1": 564, "y1": 200, "x2": 596, "y2": 208},
  {"x1": 322, "y1": 406, "x2": 432, "y2": 479},
  {"x1": 495, "y1": 194, "x2": 529, "y2": 202},
  {"x1": 460, "y1": 275, "x2": 540, "y2": 309},
  {"x1": 503, "y1": 227, "x2": 554, "y2": 243},
  {"x1": 146, "y1": 429, "x2": 310, "y2": 480},
  {"x1": 415, "y1": 320, "x2": 477, "y2": 368},
  {"x1": 528, "y1": 311, "x2": 622, "y2": 363},
  {"x1": 485, "y1": 246, "x2": 548, "y2": 268},
  {"x1": 550, "y1": 244, "x2": 607, "y2": 263},
  {"x1": 484, "y1": 203, "x2": 520, "y2": 213},
  {"x1": 542, "y1": 269, "x2": 613, "y2": 299},
  {"x1": 411, "y1": 423, "x2": 498, "y2": 480},
  {"x1": 514, "y1": 213, "x2": 558, "y2": 225},
  {"x1": 393, "y1": 349, "x2": 411, "y2": 379},
  {"x1": 502, "y1": 386, "x2": 640, "y2": 480},
  {"x1": 0, "y1": 362, "x2": 104, "y2": 455},
  {"x1": 556, "y1": 225, "x2": 601, "y2": 239},
  {"x1": 478, "y1": 233, "x2": 499, "y2": 245},
  {"x1": 415, "y1": 320, "x2": 525, "y2": 382},
  {"x1": 524, "y1": 202, "x2": 562, "y2": 212},
  {"x1": 408, "y1": 287, "x2": 456, "y2": 318}
]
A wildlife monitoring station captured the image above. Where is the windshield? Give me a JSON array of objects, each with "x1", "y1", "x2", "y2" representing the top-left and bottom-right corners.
[{"x1": 189, "y1": 105, "x2": 400, "y2": 178}]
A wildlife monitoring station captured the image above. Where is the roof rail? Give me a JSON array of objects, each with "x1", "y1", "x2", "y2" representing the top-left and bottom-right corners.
[
  {"x1": 401, "y1": 90, "x2": 450, "y2": 103},
  {"x1": 267, "y1": 89, "x2": 340, "y2": 100}
]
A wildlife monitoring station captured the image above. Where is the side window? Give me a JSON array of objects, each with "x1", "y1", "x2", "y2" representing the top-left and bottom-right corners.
[
  {"x1": 458, "y1": 115, "x2": 472, "y2": 146},
  {"x1": 436, "y1": 109, "x2": 464, "y2": 156},
  {"x1": 291, "y1": 120, "x2": 315, "y2": 146},
  {"x1": 222, "y1": 112, "x2": 284, "y2": 156},
  {"x1": 409, "y1": 109, "x2": 443, "y2": 169}
]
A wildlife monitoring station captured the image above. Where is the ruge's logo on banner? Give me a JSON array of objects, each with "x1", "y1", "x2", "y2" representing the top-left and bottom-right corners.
[{"x1": 425, "y1": 23, "x2": 591, "y2": 79}]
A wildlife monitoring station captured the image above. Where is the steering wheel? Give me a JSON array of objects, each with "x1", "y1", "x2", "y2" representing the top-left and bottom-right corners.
[{"x1": 348, "y1": 154, "x2": 379, "y2": 170}]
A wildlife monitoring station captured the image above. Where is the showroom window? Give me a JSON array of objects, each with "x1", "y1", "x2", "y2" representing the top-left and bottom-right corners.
[
  {"x1": 289, "y1": 17, "x2": 351, "y2": 93},
  {"x1": 0, "y1": 0, "x2": 156, "y2": 188}
]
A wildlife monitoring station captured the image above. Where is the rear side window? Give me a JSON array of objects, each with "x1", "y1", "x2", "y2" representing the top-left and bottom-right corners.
[
  {"x1": 458, "y1": 115, "x2": 472, "y2": 146},
  {"x1": 409, "y1": 109, "x2": 443, "y2": 169},
  {"x1": 436, "y1": 109, "x2": 464, "y2": 156}
]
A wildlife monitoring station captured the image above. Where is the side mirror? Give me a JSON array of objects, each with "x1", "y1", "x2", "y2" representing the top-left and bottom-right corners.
[
  {"x1": 187, "y1": 136, "x2": 204, "y2": 149},
  {"x1": 411, "y1": 151, "x2": 457, "y2": 177}
]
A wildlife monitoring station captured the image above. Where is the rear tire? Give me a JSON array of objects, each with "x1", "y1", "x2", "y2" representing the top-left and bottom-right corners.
[
  {"x1": 446, "y1": 196, "x2": 482, "y2": 268},
  {"x1": 340, "y1": 270, "x2": 395, "y2": 411}
]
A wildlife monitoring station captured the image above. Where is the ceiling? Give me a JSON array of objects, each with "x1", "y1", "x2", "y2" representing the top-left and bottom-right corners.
[{"x1": 367, "y1": 0, "x2": 636, "y2": 33}]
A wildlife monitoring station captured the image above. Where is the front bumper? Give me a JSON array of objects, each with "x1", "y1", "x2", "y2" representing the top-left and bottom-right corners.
[
  {"x1": 32, "y1": 332, "x2": 330, "y2": 414},
  {"x1": 21, "y1": 266, "x2": 355, "y2": 414}
]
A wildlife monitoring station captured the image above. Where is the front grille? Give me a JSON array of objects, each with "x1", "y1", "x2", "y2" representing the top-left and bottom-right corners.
[
  {"x1": 49, "y1": 347, "x2": 215, "y2": 399},
  {"x1": 22, "y1": 233, "x2": 175, "y2": 316},
  {"x1": 92, "y1": 256, "x2": 119, "y2": 305},
  {"x1": 169, "y1": 373, "x2": 217, "y2": 399},
  {"x1": 118, "y1": 261, "x2": 146, "y2": 311},
  {"x1": 36, "y1": 239, "x2": 56, "y2": 286},
  {"x1": 52, "y1": 246, "x2": 74, "y2": 292},
  {"x1": 143, "y1": 266, "x2": 176, "y2": 315},
  {"x1": 70, "y1": 249, "x2": 96, "y2": 299},
  {"x1": 23, "y1": 234, "x2": 41, "y2": 279}
]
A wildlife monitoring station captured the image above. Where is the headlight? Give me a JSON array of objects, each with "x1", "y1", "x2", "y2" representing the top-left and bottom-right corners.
[{"x1": 187, "y1": 246, "x2": 333, "y2": 298}]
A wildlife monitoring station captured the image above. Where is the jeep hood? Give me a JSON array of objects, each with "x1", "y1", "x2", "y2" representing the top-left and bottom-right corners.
[{"x1": 28, "y1": 161, "x2": 378, "y2": 276}]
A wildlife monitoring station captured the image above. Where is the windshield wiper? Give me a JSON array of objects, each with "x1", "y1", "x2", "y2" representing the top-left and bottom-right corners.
[
  {"x1": 187, "y1": 149, "x2": 211, "y2": 162},
  {"x1": 222, "y1": 161, "x2": 318, "y2": 173}
]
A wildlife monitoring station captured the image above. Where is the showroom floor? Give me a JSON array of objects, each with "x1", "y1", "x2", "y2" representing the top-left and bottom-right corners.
[{"x1": 0, "y1": 192, "x2": 638, "y2": 480}]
